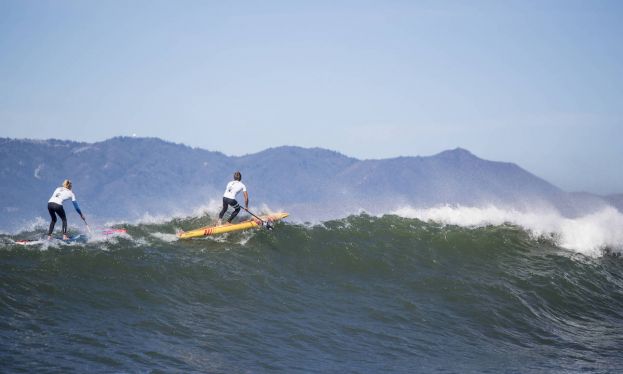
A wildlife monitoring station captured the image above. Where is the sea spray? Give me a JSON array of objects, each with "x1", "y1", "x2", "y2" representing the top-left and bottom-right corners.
[{"x1": 392, "y1": 205, "x2": 623, "y2": 256}]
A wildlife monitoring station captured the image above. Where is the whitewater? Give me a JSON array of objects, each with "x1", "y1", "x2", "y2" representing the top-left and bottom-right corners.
[
  {"x1": 1, "y1": 205, "x2": 622, "y2": 373},
  {"x1": 392, "y1": 205, "x2": 623, "y2": 257}
]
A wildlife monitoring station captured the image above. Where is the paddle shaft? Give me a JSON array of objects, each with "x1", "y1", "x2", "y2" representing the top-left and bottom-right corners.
[
  {"x1": 241, "y1": 206, "x2": 264, "y2": 223},
  {"x1": 82, "y1": 216, "x2": 91, "y2": 233},
  {"x1": 241, "y1": 207, "x2": 274, "y2": 229}
]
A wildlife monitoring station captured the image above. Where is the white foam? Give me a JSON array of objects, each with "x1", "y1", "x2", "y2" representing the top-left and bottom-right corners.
[
  {"x1": 86, "y1": 231, "x2": 130, "y2": 244},
  {"x1": 21, "y1": 216, "x2": 48, "y2": 231},
  {"x1": 150, "y1": 232, "x2": 179, "y2": 242},
  {"x1": 102, "y1": 199, "x2": 223, "y2": 227},
  {"x1": 391, "y1": 205, "x2": 623, "y2": 257},
  {"x1": 4, "y1": 215, "x2": 97, "y2": 236}
]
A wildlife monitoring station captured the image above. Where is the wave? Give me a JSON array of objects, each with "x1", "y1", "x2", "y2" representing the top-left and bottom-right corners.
[
  {"x1": 3, "y1": 204, "x2": 623, "y2": 258},
  {"x1": 1, "y1": 212, "x2": 622, "y2": 372},
  {"x1": 392, "y1": 205, "x2": 623, "y2": 257}
]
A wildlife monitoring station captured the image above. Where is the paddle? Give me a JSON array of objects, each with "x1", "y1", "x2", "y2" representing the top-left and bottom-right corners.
[
  {"x1": 241, "y1": 206, "x2": 274, "y2": 230},
  {"x1": 81, "y1": 215, "x2": 91, "y2": 233}
]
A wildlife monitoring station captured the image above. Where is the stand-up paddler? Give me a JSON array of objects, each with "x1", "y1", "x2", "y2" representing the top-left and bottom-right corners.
[
  {"x1": 47, "y1": 179, "x2": 85, "y2": 240},
  {"x1": 218, "y1": 171, "x2": 249, "y2": 225}
]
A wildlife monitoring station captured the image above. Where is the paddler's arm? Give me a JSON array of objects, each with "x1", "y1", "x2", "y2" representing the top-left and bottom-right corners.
[
  {"x1": 72, "y1": 201, "x2": 85, "y2": 220},
  {"x1": 243, "y1": 191, "x2": 249, "y2": 209}
]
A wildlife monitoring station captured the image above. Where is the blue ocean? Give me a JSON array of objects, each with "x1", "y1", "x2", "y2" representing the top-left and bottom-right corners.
[{"x1": 1, "y1": 208, "x2": 622, "y2": 373}]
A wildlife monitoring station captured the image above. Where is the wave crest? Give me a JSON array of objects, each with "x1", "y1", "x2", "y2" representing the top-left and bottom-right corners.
[{"x1": 391, "y1": 205, "x2": 623, "y2": 256}]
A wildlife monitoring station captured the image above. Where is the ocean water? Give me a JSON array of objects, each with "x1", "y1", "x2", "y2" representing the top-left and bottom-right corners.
[{"x1": 1, "y1": 209, "x2": 622, "y2": 373}]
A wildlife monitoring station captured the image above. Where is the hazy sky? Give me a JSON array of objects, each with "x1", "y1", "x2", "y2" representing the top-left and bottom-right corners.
[{"x1": 1, "y1": 1, "x2": 622, "y2": 194}]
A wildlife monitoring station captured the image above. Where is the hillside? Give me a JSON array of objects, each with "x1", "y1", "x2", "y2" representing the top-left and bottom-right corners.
[{"x1": 0, "y1": 137, "x2": 614, "y2": 231}]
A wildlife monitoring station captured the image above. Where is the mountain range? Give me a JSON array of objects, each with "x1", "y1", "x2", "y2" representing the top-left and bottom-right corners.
[{"x1": 0, "y1": 137, "x2": 618, "y2": 232}]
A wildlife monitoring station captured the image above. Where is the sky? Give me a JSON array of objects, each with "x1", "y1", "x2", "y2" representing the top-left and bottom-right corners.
[{"x1": 1, "y1": 0, "x2": 622, "y2": 194}]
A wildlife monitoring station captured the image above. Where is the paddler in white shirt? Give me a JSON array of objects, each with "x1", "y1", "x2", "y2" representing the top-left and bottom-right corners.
[
  {"x1": 218, "y1": 171, "x2": 249, "y2": 225},
  {"x1": 47, "y1": 179, "x2": 86, "y2": 240}
]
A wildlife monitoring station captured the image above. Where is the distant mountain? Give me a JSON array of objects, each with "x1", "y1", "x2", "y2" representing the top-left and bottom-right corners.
[
  {"x1": 605, "y1": 194, "x2": 623, "y2": 212},
  {"x1": 0, "y1": 137, "x2": 616, "y2": 232}
]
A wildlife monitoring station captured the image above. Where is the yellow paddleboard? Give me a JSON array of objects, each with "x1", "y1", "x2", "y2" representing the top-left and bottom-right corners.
[{"x1": 176, "y1": 212, "x2": 289, "y2": 239}]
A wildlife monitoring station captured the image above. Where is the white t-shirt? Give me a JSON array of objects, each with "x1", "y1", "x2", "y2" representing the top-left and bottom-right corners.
[
  {"x1": 223, "y1": 180, "x2": 247, "y2": 199},
  {"x1": 48, "y1": 187, "x2": 76, "y2": 205}
]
